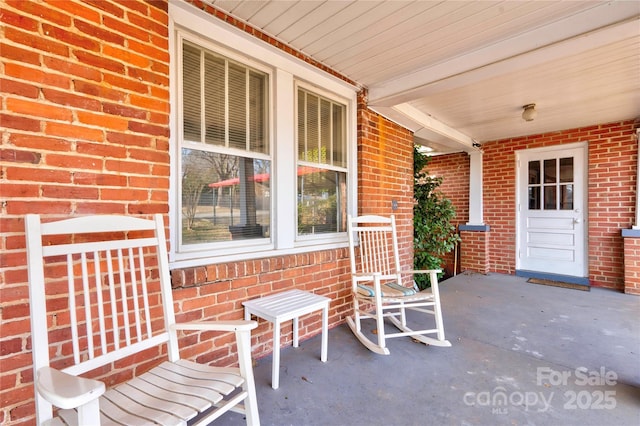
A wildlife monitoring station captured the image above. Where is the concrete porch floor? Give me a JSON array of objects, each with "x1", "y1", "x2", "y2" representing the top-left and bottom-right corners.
[{"x1": 222, "y1": 272, "x2": 640, "y2": 426}]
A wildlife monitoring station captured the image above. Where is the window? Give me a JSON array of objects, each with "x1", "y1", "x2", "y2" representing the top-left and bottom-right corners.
[
  {"x1": 297, "y1": 87, "x2": 347, "y2": 235},
  {"x1": 527, "y1": 157, "x2": 574, "y2": 211},
  {"x1": 180, "y1": 41, "x2": 270, "y2": 246},
  {"x1": 170, "y1": 2, "x2": 357, "y2": 266}
]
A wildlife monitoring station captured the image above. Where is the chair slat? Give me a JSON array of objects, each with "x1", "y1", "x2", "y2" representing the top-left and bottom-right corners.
[
  {"x1": 101, "y1": 391, "x2": 182, "y2": 426},
  {"x1": 112, "y1": 384, "x2": 196, "y2": 422},
  {"x1": 137, "y1": 246, "x2": 153, "y2": 338},
  {"x1": 127, "y1": 376, "x2": 209, "y2": 412},
  {"x1": 139, "y1": 369, "x2": 222, "y2": 404},
  {"x1": 67, "y1": 254, "x2": 81, "y2": 365},
  {"x1": 127, "y1": 247, "x2": 143, "y2": 342},
  {"x1": 117, "y1": 248, "x2": 131, "y2": 346},
  {"x1": 93, "y1": 252, "x2": 108, "y2": 355},
  {"x1": 80, "y1": 252, "x2": 95, "y2": 359},
  {"x1": 105, "y1": 250, "x2": 120, "y2": 351}
]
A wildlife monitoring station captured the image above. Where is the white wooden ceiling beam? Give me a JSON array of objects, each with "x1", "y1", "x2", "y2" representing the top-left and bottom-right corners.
[{"x1": 370, "y1": 103, "x2": 478, "y2": 152}]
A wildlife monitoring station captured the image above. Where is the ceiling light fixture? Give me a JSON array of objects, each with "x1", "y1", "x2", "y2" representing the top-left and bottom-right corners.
[{"x1": 522, "y1": 103, "x2": 537, "y2": 122}]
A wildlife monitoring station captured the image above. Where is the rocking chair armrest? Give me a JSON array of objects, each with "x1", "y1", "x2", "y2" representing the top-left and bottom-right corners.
[
  {"x1": 172, "y1": 320, "x2": 258, "y2": 333},
  {"x1": 401, "y1": 269, "x2": 442, "y2": 275},
  {"x1": 36, "y1": 366, "x2": 105, "y2": 409}
]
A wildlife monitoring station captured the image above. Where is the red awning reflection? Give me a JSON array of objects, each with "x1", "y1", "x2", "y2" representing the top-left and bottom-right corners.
[{"x1": 209, "y1": 166, "x2": 321, "y2": 188}]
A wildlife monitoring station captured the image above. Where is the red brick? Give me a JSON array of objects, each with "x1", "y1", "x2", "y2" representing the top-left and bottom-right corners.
[
  {"x1": 0, "y1": 114, "x2": 41, "y2": 132},
  {"x1": 4, "y1": 27, "x2": 69, "y2": 57},
  {"x1": 0, "y1": 78, "x2": 39, "y2": 98}
]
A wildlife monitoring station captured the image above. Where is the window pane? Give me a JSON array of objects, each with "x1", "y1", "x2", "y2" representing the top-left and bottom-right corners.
[
  {"x1": 297, "y1": 168, "x2": 346, "y2": 235},
  {"x1": 306, "y1": 93, "x2": 319, "y2": 160},
  {"x1": 528, "y1": 160, "x2": 540, "y2": 184},
  {"x1": 183, "y1": 43, "x2": 201, "y2": 142},
  {"x1": 249, "y1": 70, "x2": 268, "y2": 154},
  {"x1": 332, "y1": 103, "x2": 346, "y2": 167},
  {"x1": 320, "y1": 98, "x2": 331, "y2": 164},
  {"x1": 204, "y1": 52, "x2": 225, "y2": 146},
  {"x1": 181, "y1": 149, "x2": 270, "y2": 244},
  {"x1": 228, "y1": 63, "x2": 247, "y2": 150},
  {"x1": 298, "y1": 88, "x2": 346, "y2": 167},
  {"x1": 544, "y1": 186, "x2": 556, "y2": 210},
  {"x1": 297, "y1": 89, "x2": 306, "y2": 161},
  {"x1": 560, "y1": 184, "x2": 573, "y2": 210},
  {"x1": 560, "y1": 157, "x2": 573, "y2": 183},
  {"x1": 528, "y1": 186, "x2": 540, "y2": 210},
  {"x1": 544, "y1": 159, "x2": 556, "y2": 183}
]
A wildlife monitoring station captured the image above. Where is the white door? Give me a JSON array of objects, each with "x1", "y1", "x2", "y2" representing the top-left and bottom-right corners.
[{"x1": 516, "y1": 143, "x2": 587, "y2": 277}]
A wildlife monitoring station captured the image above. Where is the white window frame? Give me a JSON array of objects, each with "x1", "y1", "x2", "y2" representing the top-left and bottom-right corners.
[
  {"x1": 168, "y1": 2, "x2": 358, "y2": 268},
  {"x1": 295, "y1": 81, "x2": 350, "y2": 243}
]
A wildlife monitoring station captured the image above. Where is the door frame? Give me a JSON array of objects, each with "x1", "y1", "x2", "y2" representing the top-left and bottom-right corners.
[{"x1": 515, "y1": 142, "x2": 589, "y2": 284}]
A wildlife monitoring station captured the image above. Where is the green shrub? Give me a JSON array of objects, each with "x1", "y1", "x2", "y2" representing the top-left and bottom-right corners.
[{"x1": 413, "y1": 146, "x2": 460, "y2": 289}]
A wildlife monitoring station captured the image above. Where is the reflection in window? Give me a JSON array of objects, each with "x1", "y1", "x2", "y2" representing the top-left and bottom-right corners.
[
  {"x1": 560, "y1": 184, "x2": 573, "y2": 210},
  {"x1": 181, "y1": 150, "x2": 270, "y2": 243},
  {"x1": 297, "y1": 168, "x2": 346, "y2": 235},
  {"x1": 544, "y1": 186, "x2": 556, "y2": 210}
]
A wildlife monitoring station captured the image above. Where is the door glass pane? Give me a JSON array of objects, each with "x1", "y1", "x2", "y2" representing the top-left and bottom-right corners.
[
  {"x1": 544, "y1": 159, "x2": 556, "y2": 183},
  {"x1": 544, "y1": 186, "x2": 556, "y2": 209},
  {"x1": 559, "y1": 157, "x2": 573, "y2": 183},
  {"x1": 560, "y1": 184, "x2": 573, "y2": 210},
  {"x1": 529, "y1": 186, "x2": 540, "y2": 210},
  {"x1": 528, "y1": 161, "x2": 540, "y2": 184}
]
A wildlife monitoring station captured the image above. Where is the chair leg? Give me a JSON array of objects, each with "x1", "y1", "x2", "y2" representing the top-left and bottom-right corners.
[
  {"x1": 352, "y1": 297, "x2": 362, "y2": 333},
  {"x1": 374, "y1": 292, "x2": 386, "y2": 351},
  {"x1": 399, "y1": 301, "x2": 407, "y2": 327},
  {"x1": 236, "y1": 329, "x2": 260, "y2": 426},
  {"x1": 430, "y1": 271, "x2": 447, "y2": 342}
]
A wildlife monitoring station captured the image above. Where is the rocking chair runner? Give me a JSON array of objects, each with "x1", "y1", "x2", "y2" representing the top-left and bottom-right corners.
[
  {"x1": 25, "y1": 214, "x2": 260, "y2": 425},
  {"x1": 346, "y1": 214, "x2": 451, "y2": 355}
]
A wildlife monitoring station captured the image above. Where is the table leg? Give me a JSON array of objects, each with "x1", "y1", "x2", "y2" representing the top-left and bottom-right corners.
[
  {"x1": 272, "y1": 320, "x2": 281, "y2": 389},
  {"x1": 321, "y1": 303, "x2": 328, "y2": 362},
  {"x1": 293, "y1": 317, "x2": 299, "y2": 348}
]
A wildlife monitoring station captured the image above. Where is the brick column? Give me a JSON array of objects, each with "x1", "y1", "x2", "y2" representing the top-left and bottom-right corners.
[
  {"x1": 622, "y1": 229, "x2": 640, "y2": 295},
  {"x1": 459, "y1": 225, "x2": 490, "y2": 274}
]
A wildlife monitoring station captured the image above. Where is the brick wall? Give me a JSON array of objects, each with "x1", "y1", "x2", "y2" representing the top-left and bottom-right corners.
[
  {"x1": 357, "y1": 90, "x2": 415, "y2": 270},
  {"x1": 0, "y1": 1, "x2": 415, "y2": 424},
  {"x1": 429, "y1": 121, "x2": 638, "y2": 289},
  {"x1": 1, "y1": 1, "x2": 171, "y2": 423},
  {"x1": 459, "y1": 230, "x2": 490, "y2": 274}
]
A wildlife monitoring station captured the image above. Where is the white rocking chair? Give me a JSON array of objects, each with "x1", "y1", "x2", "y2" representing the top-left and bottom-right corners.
[
  {"x1": 25, "y1": 214, "x2": 260, "y2": 425},
  {"x1": 346, "y1": 214, "x2": 451, "y2": 355}
]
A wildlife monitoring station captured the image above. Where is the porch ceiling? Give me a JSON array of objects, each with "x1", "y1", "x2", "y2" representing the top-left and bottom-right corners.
[{"x1": 206, "y1": 1, "x2": 640, "y2": 154}]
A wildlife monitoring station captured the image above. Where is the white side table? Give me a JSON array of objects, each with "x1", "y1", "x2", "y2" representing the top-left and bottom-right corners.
[{"x1": 243, "y1": 289, "x2": 330, "y2": 389}]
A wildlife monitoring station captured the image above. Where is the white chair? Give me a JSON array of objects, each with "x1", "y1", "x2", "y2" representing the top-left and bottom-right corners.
[
  {"x1": 346, "y1": 214, "x2": 451, "y2": 355},
  {"x1": 25, "y1": 214, "x2": 260, "y2": 426}
]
